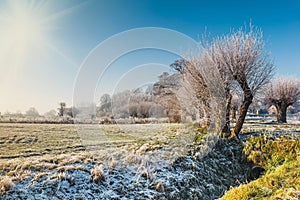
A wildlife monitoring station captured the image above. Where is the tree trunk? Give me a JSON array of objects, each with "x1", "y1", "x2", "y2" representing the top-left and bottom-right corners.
[
  {"x1": 222, "y1": 89, "x2": 232, "y2": 136},
  {"x1": 233, "y1": 83, "x2": 253, "y2": 138},
  {"x1": 231, "y1": 108, "x2": 236, "y2": 121},
  {"x1": 275, "y1": 103, "x2": 287, "y2": 123}
]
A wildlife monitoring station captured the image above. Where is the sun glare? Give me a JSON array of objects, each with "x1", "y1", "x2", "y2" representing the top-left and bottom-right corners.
[
  {"x1": 0, "y1": 0, "x2": 82, "y2": 75},
  {"x1": 0, "y1": 1, "x2": 50, "y2": 71},
  {"x1": 6, "y1": 8, "x2": 45, "y2": 67},
  {"x1": 9, "y1": 9, "x2": 42, "y2": 47}
]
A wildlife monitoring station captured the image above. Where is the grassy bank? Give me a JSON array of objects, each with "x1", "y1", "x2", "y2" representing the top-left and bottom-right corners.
[{"x1": 220, "y1": 125, "x2": 300, "y2": 200}]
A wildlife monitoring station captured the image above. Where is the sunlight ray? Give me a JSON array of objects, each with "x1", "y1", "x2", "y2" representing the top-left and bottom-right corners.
[
  {"x1": 41, "y1": 1, "x2": 89, "y2": 25},
  {"x1": 43, "y1": 40, "x2": 79, "y2": 69},
  {"x1": 0, "y1": 0, "x2": 82, "y2": 74}
]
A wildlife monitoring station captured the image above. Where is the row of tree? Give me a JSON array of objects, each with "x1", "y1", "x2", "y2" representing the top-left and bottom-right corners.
[
  {"x1": 96, "y1": 86, "x2": 168, "y2": 120},
  {"x1": 170, "y1": 24, "x2": 300, "y2": 138},
  {"x1": 0, "y1": 107, "x2": 41, "y2": 118},
  {"x1": 0, "y1": 103, "x2": 74, "y2": 119},
  {"x1": 95, "y1": 72, "x2": 299, "y2": 128}
]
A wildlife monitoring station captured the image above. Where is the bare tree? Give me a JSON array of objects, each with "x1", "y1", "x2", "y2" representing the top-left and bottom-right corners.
[
  {"x1": 265, "y1": 77, "x2": 300, "y2": 123},
  {"x1": 149, "y1": 104, "x2": 167, "y2": 118},
  {"x1": 230, "y1": 94, "x2": 241, "y2": 121},
  {"x1": 25, "y1": 107, "x2": 40, "y2": 118},
  {"x1": 100, "y1": 94, "x2": 111, "y2": 108},
  {"x1": 111, "y1": 91, "x2": 131, "y2": 119},
  {"x1": 153, "y1": 73, "x2": 182, "y2": 122},
  {"x1": 201, "y1": 41, "x2": 234, "y2": 134},
  {"x1": 58, "y1": 102, "x2": 66, "y2": 117},
  {"x1": 97, "y1": 94, "x2": 112, "y2": 117},
  {"x1": 212, "y1": 25, "x2": 274, "y2": 137},
  {"x1": 65, "y1": 107, "x2": 80, "y2": 118},
  {"x1": 44, "y1": 109, "x2": 57, "y2": 118},
  {"x1": 171, "y1": 58, "x2": 212, "y2": 126},
  {"x1": 173, "y1": 24, "x2": 274, "y2": 138}
]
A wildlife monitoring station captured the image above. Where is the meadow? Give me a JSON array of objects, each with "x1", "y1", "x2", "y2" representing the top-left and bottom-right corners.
[
  {"x1": 0, "y1": 121, "x2": 299, "y2": 199},
  {"x1": 0, "y1": 123, "x2": 82, "y2": 159},
  {"x1": 0, "y1": 123, "x2": 200, "y2": 199}
]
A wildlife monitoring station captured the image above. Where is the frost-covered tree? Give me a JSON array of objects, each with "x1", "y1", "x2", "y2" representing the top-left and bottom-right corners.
[
  {"x1": 97, "y1": 94, "x2": 112, "y2": 117},
  {"x1": 58, "y1": 102, "x2": 66, "y2": 117},
  {"x1": 25, "y1": 107, "x2": 40, "y2": 118},
  {"x1": 212, "y1": 25, "x2": 274, "y2": 137},
  {"x1": 172, "y1": 24, "x2": 274, "y2": 138},
  {"x1": 265, "y1": 77, "x2": 300, "y2": 123},
  {"x1": 44, "y1": 109, "x2": 57, "y2": 118}
]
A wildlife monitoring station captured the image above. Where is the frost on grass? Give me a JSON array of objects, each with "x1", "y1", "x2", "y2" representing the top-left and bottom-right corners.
[
  {"x1": 91, "y1": 164, "x2": 105, "y2": 183},
  {"x1": 0, "y1": 176, "x2": 14, "y2": 194},
  {"x1": 0, "y1": 138, "x2": 253, "y2": 200},
  {"x1": 1, "y1": 123, "x2": 299, "y2": 199}
]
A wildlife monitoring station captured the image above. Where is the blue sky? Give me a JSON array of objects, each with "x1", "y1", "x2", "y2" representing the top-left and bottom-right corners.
[{"x1": 0, "y1": 0, "x2": 300, "y2": 113}]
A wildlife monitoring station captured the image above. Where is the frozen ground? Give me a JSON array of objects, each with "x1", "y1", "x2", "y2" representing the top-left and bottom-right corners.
[
  {"x1": 1, "y1": 122, "x2": 299, "y2": 199},
  {"x1": 1, "y1": 139, "x2": 252, "y2": 200}
]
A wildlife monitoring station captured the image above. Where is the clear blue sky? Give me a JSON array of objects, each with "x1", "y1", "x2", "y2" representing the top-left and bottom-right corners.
[{"x1": 0, "y1": 0, "x2": 299, "y2": 113}]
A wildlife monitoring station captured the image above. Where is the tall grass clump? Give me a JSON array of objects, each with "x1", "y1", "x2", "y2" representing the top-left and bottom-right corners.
[{"x1": 0, "y1": 176, "x2": 15, "y2": 194}]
